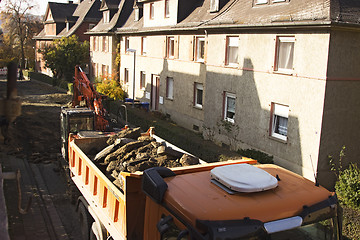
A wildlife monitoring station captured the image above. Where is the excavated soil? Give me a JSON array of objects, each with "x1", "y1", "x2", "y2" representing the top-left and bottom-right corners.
[{"x1": 0, "y1": 79, "x2": 72, "y2": 161}]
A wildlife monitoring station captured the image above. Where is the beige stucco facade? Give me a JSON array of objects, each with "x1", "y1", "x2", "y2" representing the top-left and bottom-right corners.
[
  {"x1": 119, "y1": 28, "x2": 357, "y2": 188},
  {"x1": 90, "y1": 35, "x2": 117, "y2": 79},
  {"x1": 115, "y1": 0, "x2": 360, "y2": 189}
]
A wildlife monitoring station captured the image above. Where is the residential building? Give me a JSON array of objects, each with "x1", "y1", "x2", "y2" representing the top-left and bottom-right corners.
[
  {"x1": 115, "y1": 0, "x2": 360, "y2": 189},
  {"x1": 34, "y1": 0, "x2": 102, "y2": 75},
  {"x1": 86, "y1": 0, "x2": 134, "y2": 80}
]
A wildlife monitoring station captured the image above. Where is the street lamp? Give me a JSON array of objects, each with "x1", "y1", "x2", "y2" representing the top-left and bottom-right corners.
[{"x1": 126, "y1": 48, "x2": 136, "y2": 108}]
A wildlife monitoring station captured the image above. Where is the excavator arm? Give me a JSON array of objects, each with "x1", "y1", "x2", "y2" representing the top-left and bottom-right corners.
[{"x1": 72, "y1": 66, "x2": 109, "y2": 131}]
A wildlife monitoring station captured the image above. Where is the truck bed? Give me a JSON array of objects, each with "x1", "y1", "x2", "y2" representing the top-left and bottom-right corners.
[{"x1": 68, "y1": 135, "x2": 257, "y2": 239}]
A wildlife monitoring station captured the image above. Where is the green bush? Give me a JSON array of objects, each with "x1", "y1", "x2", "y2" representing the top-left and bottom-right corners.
[
  {"x1": 96, "y1": 78, "x2": 126, "y2": 101},
  {"x1": 330, "y1": 146, "x2": 360, "y2": 209},
  {"x1": 237, "y1": 148, "x2": 274, "y2": 164},
  {"x1": 335, "y1": 163, "x2": 360, "y2": 209}
]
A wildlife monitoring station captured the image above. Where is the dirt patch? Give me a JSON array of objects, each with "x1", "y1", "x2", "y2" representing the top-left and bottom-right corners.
[{"x1": 0, "y1": 80, "x2": 71, "y2": 161}]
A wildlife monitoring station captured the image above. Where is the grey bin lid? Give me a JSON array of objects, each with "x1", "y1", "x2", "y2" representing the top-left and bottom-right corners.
[{"x1": 210, "y1": 164, "x2": 278, "y2": 193}]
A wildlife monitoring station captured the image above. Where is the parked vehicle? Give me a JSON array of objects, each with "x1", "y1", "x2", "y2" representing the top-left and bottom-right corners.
[{"x1": 61, "y1": 66, "x2": 342, "y2": 240}]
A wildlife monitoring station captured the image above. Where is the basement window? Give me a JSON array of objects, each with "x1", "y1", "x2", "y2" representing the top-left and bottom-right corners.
[{"x1": 194, "y1": 83, "x2": 203, "y2": 109}]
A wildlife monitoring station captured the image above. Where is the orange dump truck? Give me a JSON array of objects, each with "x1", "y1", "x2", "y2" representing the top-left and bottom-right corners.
[{"x1": 67, "y1": 133, "x2": 342, "y2": 240}]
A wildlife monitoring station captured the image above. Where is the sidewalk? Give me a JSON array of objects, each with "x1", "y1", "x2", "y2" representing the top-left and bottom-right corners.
[{"x1": 0, "y1": 153, "x2": 69, "y2": 240}]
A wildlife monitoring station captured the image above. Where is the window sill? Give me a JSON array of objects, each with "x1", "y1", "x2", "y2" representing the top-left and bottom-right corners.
[
  {"x1": 166, "y1": 97, "x2": 173, "y2": 101},
  {"x1": 194, "y1": 105, "x2": 203, "y2": 110},
  {"x1": 224, "y1": 64, "x2": 238, "y2": 69},
  {"x1": 223, "y1": 118, "x2": 235, "y2": 124},
  {"x1": 269, "y1": 135, "x2": 287, "y2": 144},
  {"x1": 273, "y1": 70, "x2": 293, "y2": 76}
]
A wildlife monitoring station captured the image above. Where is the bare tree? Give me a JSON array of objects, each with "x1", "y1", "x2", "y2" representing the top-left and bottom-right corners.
[{"x1": 1, "y1": 0, "x2": 37, "y2": 78}]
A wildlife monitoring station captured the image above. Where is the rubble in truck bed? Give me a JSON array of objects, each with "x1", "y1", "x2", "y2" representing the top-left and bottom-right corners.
[{"x1": 92, "y1": 127, "x2": 200, "y2": 189}]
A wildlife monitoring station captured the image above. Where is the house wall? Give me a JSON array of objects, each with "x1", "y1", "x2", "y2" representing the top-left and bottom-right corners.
[
  {"x1": 317, "y1": 28, "x2": 360, "y2": 189},
  {"x1": 119, "y1": 30, "x2": 331, "y2": 181},
  {"x1": 90, "y1": 35, "x2": 116, "y2": 79},
  {"x1": 143, "y1": 0, "x2": 178, "y2": 27}
]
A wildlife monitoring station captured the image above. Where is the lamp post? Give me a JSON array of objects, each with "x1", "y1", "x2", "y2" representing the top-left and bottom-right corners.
[{"x1": 126, "y1": 48, "x2": 136, "y2": 108}]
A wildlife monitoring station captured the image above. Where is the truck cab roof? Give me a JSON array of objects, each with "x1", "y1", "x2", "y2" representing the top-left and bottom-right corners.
[{"x1": 162, "y1": 164, "x2": 333, "y2": 226}]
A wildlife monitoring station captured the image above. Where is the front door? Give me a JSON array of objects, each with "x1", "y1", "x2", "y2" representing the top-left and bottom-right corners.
[{"x1": 151, "y1": 75, "x2": 160, "y2": 111}]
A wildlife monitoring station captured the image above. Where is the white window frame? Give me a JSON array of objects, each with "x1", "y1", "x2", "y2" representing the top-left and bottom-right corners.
[
  {"x1": 194, "y1": 83, "x2": 203, "y2": 109},
  {"x1": 255, "y1": 0, "x2": 268, "y2": 4},
  {"x1": 141, "y1": 37, "x2": 147, "y2": 56},
  {"x1": 275, "y1": 36, "x2": 295, "y2": 74},
  {"x1": 140, "y1": 71, "x2": 146, "y2": 90},
  {"x1": 195, "y1": 36, "x2": 205, "y2": 62},
  {"x1": 124, "y1": 68, "x2": 129, "y2": 84},
  {"x1": 149, "y1": 3, "x2": 155, "y2": 20},
  {"x1": 124, "y1": 37, "x2": 129, "y2": 53},
  {"x1": 103, "y1": 10, "x2": 110, "y2": 23},
  {"x1": 102, "y1": 36, "x2": 108, "y2": 52},
  {"x1": 271, "y1": 103, "x2": 289, "y2": 141},
  {"x1": 167, "y1": 36, "x2": 175, "y2": 59},
  {"x1": 224, "y1": 92, "x2": 236, "y2": 123},
  {"x1": 166, "y1": 77, "x2": 174, "y2": 100},
  {"x1": 165, "y1": 0, "x2": 170, "y2": 18},
  {"x1": 226, "y1": 36, "x2": 239, "y2": 66}
]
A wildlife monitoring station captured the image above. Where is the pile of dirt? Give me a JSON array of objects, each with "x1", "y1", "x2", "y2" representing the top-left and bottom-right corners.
[{"x1": 92, "y1": 127, "x2": 200, "y2": 189}]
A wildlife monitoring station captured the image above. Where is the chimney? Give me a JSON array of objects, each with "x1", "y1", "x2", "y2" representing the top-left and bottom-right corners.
[{"x1": 68, "y1": 1, "x2": 73, "y2": 4}]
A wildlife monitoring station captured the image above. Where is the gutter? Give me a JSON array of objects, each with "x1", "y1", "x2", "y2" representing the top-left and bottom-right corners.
[{"x1": 115, "y1": 19, "x2": 360, "y2": 35}]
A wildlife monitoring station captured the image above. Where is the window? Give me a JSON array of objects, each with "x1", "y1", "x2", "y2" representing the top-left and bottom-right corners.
[
  {"x1": 167, "y1": 36, "x2": 175, "y2": 58},
  {"x1": 140, "y1": 71, "x2": 146, "y2": 89},
  {"x1": 194, "y1": 83, "x2": 203, "y2": 108},
  {"x1": 92, "y1": 37, "x2": 96, "y2": 51},
  {"x1": 124, "y1": 37, "x2": 129, "y2": 52},
  {"x1": 224, "y1": 92, "x2": 236, "y2": 123},
  {"x1": 103, "y1": 10, "x2": 110, "y2": 23},
  {"x1": 226, "y1": 36, "x2": 238, "y2": 66},
  {"x1": 255, "y1": 0, "x2": 268, "y2": 4},
  {"x1": 166, "y1": 77, "x2": 174, "y2": 100},
  {"x1": 102, "y1": 36, "x2": 108, "y2": 52},
  {"x1": 124, "y1": 68, "x2": 129, "y2": 84},
  {"x1": 165, "y1": 0, "x2": 170, "y2": 17},
  {"x1": 102, "y1": 64, "x2": 108, "y2": 77},
  {"x1": 149, "y1": 3, "x2": 154, "y2": 19},
  {"x1": 270, "y1": 103, "x2": 289, "y2": 141},
  {"x1": 135, "y1": 7, "x2": 140, "y2": 21},
  {"x1": 210, "y1": 0, "x2": 219, "y2": 12},
  {"x1": 275, "y1": 36, "x2": 295, "y2": 74},
  {"x1": 195, "y1": 37, "x2": 205, "y2": 62},
  {"x1": 141, "y1": 37, "x2": 147, "y2": 55},
  {"x1": 96, "y1": 37, "x2": 100, "y2": 51}
]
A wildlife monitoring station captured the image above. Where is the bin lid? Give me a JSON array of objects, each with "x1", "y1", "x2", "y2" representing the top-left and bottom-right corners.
[{"x1": 210, "y1": 164, "x2": 278, "y2": 193}]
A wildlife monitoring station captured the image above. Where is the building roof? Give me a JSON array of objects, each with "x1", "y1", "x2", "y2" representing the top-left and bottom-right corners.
[
  {"x1": 116, "y1": 0, "x2": 360, "y2": 34},
  {"x1": 100, "y1": 0, "x2": 122, "y2": 11},
  {"x1": 87, "y1": 0, "x2": 135, "y2": 34},
  {"x1": 35, "y1": 0, "x2": 102, "y2": 40},
  {"x1": 44, "y1": 2, "x2": 78, "y2": 22}
]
